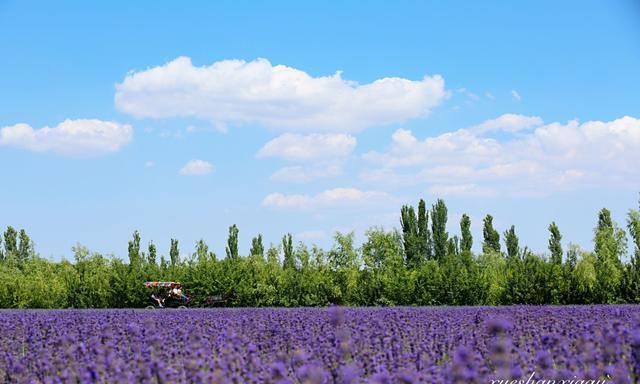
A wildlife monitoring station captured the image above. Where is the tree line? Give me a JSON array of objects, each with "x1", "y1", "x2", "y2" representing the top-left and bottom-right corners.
[{"x1": 1, "y1": 197, "x2": 640, "y2": 308}]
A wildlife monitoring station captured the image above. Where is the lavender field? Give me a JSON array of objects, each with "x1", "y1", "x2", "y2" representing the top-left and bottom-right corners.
[{"x1": 1, "y1": 306, "x2": 638, "y2": 383}]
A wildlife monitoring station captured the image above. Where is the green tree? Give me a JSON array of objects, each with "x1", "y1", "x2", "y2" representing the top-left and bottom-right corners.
[
  {"x1": 575, "y1": 251, "x2": 597, "y2": 303},
  {"x1": 362, "y1": 227, "x2": 403, "y2": 271},
  {"x1": 548, "y1": 222, "x2": 563, "y2": 265},
  {"x1": 147, "y1": 241, "x2": 157, "y2": 265},
  {"x1": 127, "y1": 230, "x2": 142, "y2": 270},
  {"x1": 7, "y1": 197, "x2": 640, "y2": 308},
  {"x1": 447, "y1": 236, "x2": 459, "y2": 257},
  {"x1": 562, "y1": 243, "x2": 581, "y2": 303},
  {"x1": 160, "y1": 255, "x2": 168, "y2": 276},
  {"x1": 361, "y1": 227, "x2": 405, "y2": 305},
  {"x1": 144, "y1": 240, "x2": 159, "y2": 280},
  {"x1": 250, "y1": 234, "x2": 264, "y2": 258},
  {"x1": 125, "y1": 231, "x2": 146, "y2": 307},
  {"x1": 226, "y1": 224, "x2": 239, "y2": 260},
  {"x1": 545, "y1": 222, "x2": 565, "y2": 303},
  {"x1": 629, "y1": 202, "x2": 640, "y2": 259},
  {"x1": 431, "y1": 199, "x2": 449, "y2": 261},
  {"x1": 70, "y1": 245, "x2": 113, "y2": 308},
  {"x1": 170, "y1": 239, "x2": 180, "y2": 267},
  {"x1": 504, "y1": 225, "x2": 519, "y2": 259},
  {"x1": 328, "y1": 232, "x2": 359, "y2": 304},
  {"x1": 400, "y1": 204, "x2": 419, "y2": 267},
  {"x1": 3, "y1": 226, "x2": 18, "y2": 259},
  {"x1": 593, "y1": 208, "x2": 627, "y2": 303},
  {"x1": 417, "y1": 199, "x2": 432, "y2": 261},
  {"x1": 623, "y1": 202, "x2": 640, "y2": 302},
  {"x1": 460, "y1": 214, "x2": 473, "y2": 253},
  {"x1": 296, "y1": 242, "x2": 311, "y2": 271},
  {"x1": 17, "y1": 229, "x2": 32, "y2": 266},
  {"x1": 329, "y1": 232, "x2": 358, "y2": 271},
  {"x1": 282, "y1": 233, "x2": 295, "y2": 270},
  {"x1": 482, "y1": 215, "x2": 500, "y2": 254},
  {"x1": 195, "y1": 239, "x2": 209, "y2": 263},
  {"x1": 521, "y1": 253, "x2": 550, "y2": 304},
  {"x1": 478, "y1": 251, "x2": 506, "y2": 305},
  {"x1": 266, "y1": 244, "x2": 279, "y2": 265}
]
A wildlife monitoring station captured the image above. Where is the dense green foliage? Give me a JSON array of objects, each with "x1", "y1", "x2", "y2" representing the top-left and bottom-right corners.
[{"x1": 2, "y1": 198, "x2": 640, "y2": 308}]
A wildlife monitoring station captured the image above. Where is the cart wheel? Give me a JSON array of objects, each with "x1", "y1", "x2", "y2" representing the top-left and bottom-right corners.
[
  {"x1": 145, "y1": 305, "x2": 156, "y2": 310},
  {"x1": 178, "y1": 305, "x2": 187, "y2": 310}
]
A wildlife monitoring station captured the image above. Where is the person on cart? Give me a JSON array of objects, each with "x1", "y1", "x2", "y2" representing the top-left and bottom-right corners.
[
  {"x1": 151, "y1": 293, "x2": 164, "y2": 307},
  {"x1": 171, "y1": 283, "x2": 188, "y2": 303}
]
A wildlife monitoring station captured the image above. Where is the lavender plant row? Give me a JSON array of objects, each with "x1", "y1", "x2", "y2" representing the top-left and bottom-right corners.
[{"x1": 1, "y1": 306, "x2": 639, "y2": 383}]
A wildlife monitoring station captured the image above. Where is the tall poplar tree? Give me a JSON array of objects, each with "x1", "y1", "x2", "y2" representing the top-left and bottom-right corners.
[
  {"x1": 624, "y1": 202, "x2": 640, "y2": 301},
  {"x1": 147, "y1": 241, "x2": 157, "y2": 265},
  {"x1": 447, "y1": 236, "x2": 459, "y2": 257},
  {"x1": 169, "y1": 239, "x2": 180, "y2": 266},
  {"x1": 195, "y1": 239, "x2": 209, "y2": 263},
  {"x1": 17, "y1": 229, "x2": 32, "y2": 264},
  {"x1": 482, "y1": 215, "x2": 500, "y2": 254},
  {"x1": 417, "y1": 199, "x2": 432, "y2": 262},
  {"x1": 3, "y1": 226, "x2": 17, "y2": 258},
  {"x1": 282, "y1": 233, "x2": 295, "y2": 269},
  {"x1": 628, "y1": 206, "x2": 640, "y2": 265},
  {"x1": 400, "y1": 205, "x2": 419, "y2": 268},
  {"x1": 594, "y1": 208, "x2": 626, "y2": 303},
  {"x1": 250, "y1": 234, "x2": 265, "y2": 258},
  {"x1": 504, "y1": 225, "x2": 519, "y2": 259},
  {"x1": 226, "y1": 224, "x2": 239, "y2": 260},
  {"x1": 128, "y1": 230, "x2": 141, "y2": 270},
  {"x1": 431, "y1": 199, "x2": 449, "y2": 261},
  {"x1": 460, "y1": 214, "x2": 473, "y2": 254},
  {"x1": 548, "y1": 222, "x2": 563, "y2": 265}
]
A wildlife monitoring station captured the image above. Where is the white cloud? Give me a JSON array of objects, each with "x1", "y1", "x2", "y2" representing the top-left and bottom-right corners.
[
  {"x1": 0, "y1": 119, "x2": 132, "y2": 156},
  {"x1": 263, "y1": 187, "x2": 389, "y2": 209},
  {"x1": 257, "y1": 133, "x2": 356, "y2": 161},
  {"x1": 428, "y1": 184, "x2": 497, "y2": 198},
  {"x1": 115, "y1": 57, "x2": 447, "y2": 132},
  {"x1": 470, "y1": 113, "x2": 543, "y2": 134},
  {"x1": 457, "y1": 88, "x2": 480, "y2": 101},
  {"x1": 362, "y1": 115, "x2": 640, "y2": 197},
  {"x1": 511, "y1": 90, "x2": 521, "y2": 101},
  {"x1": 258, "y1": 133, "x2": 356, "y2": 183},
  {"x1": 271, "y1": 164, "x2": 342, "y2": 183},
  {"x1": 179, "y1": 160, "x2": 214, "y2": 176}
]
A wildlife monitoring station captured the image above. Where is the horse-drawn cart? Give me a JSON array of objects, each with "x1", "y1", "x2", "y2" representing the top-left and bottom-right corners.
[
  {"x1": 144, "y1": 281, "x2": 236, "y2": 309},
  {"x1": 144, "y1": 281, "x2": 189, "y2": 309}
]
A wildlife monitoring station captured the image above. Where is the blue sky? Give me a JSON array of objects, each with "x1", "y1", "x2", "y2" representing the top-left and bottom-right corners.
[{"x1": 1, "y1": 1, "x2": 639, "y2": 260}]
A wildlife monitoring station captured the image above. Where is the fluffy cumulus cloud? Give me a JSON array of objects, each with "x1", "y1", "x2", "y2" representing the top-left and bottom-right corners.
[
  {"x1": 0, "y1": 119, "x2": 132, "y2": 156},
  {"x1": 179, "y1": 160, "x2": 214, "y2": 176},
  {"x1": 257, "y1": 133, "x2": 356, "y2": 182},
  {"x1": 270, "y1": 164, "x2": 342, "y2": 183},
  {"x1": 257, "y1": 133, "x2": 356, "y2": 162},
  {"x1": 263, "y1": 187, "x2": 389, "y2": 209},
  {"x1": 469, "y1": 113, "x2": 543, "y2": 134},
  {"x1": 362, "y1": 114, "x2": 640, "y2": 197},
  {"x1": 115, "y1": 57, "x2": 447, "y2": 132}
]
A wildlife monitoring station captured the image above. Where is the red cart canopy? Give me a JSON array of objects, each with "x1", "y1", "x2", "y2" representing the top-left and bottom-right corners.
[{"x1": 144, "y1": 281, "x2": 180, "y2": 288}]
